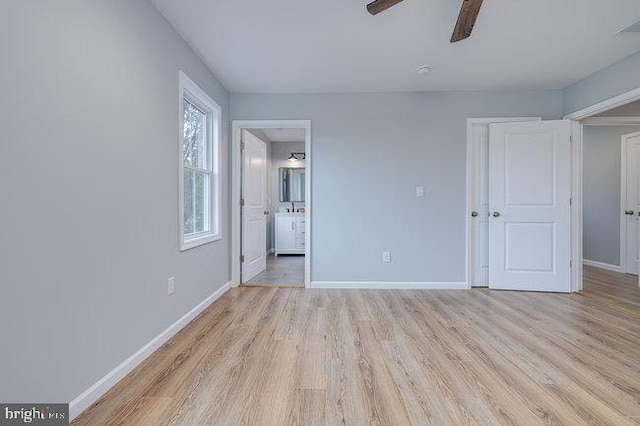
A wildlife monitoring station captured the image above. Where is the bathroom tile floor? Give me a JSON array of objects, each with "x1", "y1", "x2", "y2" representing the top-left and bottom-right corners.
[{"x1": 242, "y1": 253, "x2": 304, "y2": 287}]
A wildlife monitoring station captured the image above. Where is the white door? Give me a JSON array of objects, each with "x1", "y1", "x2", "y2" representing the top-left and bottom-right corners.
[
  {"x1": 468, "y1": 118, "x2": 541, "y2": 287},
  {"x1": 488, "y1": 120, "x2": 572, "y2": 292},
  {"x1": 622, "y1": 131, "x2": 640, "y2": 275},
  {"x1": 241, "y1": 130, "x2": 267, "y2": 282}
]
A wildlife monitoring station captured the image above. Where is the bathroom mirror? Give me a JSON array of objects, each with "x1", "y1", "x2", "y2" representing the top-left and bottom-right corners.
[{"x1": 279, "y1": 167, "x2": 305, "y2": 202}]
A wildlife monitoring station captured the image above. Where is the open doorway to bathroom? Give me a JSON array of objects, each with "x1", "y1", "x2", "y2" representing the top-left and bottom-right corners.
[{"x1": 231, "y1": 121, "x2": 311, "y2": 288}]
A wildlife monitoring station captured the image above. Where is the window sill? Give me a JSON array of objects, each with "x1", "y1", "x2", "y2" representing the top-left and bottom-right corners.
[{"x1": 180, "y1": 232, "x2": 222, "y2": 251}]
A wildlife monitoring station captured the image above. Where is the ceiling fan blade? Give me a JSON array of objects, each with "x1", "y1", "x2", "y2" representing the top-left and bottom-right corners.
[
  {"x1": 366, "y1": 0, "x2": 404, "y2": 16},
  {"x1": 450, "y1": 0, "x2": 484, "y2": 42}
]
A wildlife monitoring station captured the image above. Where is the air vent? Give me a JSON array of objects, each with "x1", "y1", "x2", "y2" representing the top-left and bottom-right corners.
[{"x1": 618, "y1": 18, "x2": 640, "y2": 34}]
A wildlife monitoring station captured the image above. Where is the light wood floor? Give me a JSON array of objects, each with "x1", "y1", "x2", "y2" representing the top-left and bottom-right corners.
[{"x1": 73, "y1": 266, "x2": 640, "y2": 425}]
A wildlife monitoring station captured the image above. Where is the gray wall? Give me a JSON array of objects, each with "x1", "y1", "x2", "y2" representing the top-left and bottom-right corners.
[
  {"x1": 231, "y1": 91, "x2": 564, "y2": 282},
  {"x1": 583, "y1": 126, "x2": 640, "y2": 265},
  {"x1": 564, "y1": 50, "x2": 640, "y2": 115},
  {"x1": 0, "y1": 0, "x2": 230, "y2": 403}
]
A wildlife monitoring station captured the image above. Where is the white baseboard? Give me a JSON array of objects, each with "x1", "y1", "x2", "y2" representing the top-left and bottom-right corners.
[
  {"x1": 310, "y1": 281, "x2": 468, "y2": 290},
  {"x1": 69, "y1": 281, "x2": 232, "y2": 421},
  {"x1": 582, "y1": 259, "x2": 622, "y2": 273}
]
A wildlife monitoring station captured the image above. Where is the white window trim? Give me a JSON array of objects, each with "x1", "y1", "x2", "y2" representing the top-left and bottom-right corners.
[{"x1": 178, "y1": 71, "x2": 221, "y2": 251}]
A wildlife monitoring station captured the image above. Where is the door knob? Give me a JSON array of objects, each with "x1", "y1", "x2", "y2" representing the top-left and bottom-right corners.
[
  {"x1": 491, "y1": 211, "x2": 501, "y2": 218},
  {"x1": 625, "y1": 210, "x2": 634, "y2": 215},
  {"x1": 471, "y1": 211, "x2": 478, "y2": 217}
]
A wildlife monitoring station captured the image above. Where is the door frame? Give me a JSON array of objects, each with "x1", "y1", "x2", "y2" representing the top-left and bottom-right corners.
[
  {"x1": 231, "y1": 120, "x2": 312, "y2": 287},
  {"x1": 621, "y1": 131, "x2": 640, "y2": 274},
  {"x1": 466, "y1": 117, "x2": 541, "y2": 288},
  {"x1": 582, "y1": 117, "x2": 640, "y2": 273},
  {"x1": 565, "y1": 87, "x2": 640, "y2": 291}
]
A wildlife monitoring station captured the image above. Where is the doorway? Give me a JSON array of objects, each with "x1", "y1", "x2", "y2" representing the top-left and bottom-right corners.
[
  {"x1": 466, "y1": 118, "x2": 572, "y2": 292},
  {"x1": 467, "y1": 88, "x2": 640, "y2": 292},
  {"x1": 566, "y1": 89, "x2": 640, "y2": 290},
  {"x1": 231, "y1": 120, "x2": 312, "y2": 288},
  {"x1": 581, "y1": 115, "x2": 640, "y2": 275}
]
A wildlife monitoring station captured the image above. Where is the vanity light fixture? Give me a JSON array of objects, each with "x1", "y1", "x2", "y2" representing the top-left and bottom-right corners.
[
  {"x1": 417, "y1": 65, "x2": 432, "y2": 75},
  {"x1": 287, "y1": 152, "x2": 305, "y2": 162}
]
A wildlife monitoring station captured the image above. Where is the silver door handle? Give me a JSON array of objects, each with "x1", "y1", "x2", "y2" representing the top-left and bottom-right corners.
[
  {"x1": 471, "y1": 211, "x2": 478, "y2": 217},
  {"x1": 625, "y1": 210, "x2": 634, "y2": 215},
  {"x1": 491, "y1": 211, "x2": 501, "y2": 218}
]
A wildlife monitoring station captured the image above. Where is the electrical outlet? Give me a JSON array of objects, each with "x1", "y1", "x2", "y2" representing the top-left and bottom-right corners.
[
  {"x1": 382, "y1": 251, "x2": 391, "y2": 263},
  {"x1": 167, "y1": 277, "x2": 175, "y2": 296}
]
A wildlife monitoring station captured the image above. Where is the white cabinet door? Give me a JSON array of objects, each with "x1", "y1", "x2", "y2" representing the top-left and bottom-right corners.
[
  {"x1": 241, "y1": 130, "x2": 267, "y2": 282},
  {"x1": 295, "y1": 216, "x2": 305, "y2": 250},
  {"x1": 623, "y1": 131, "x2": 640, "y2": 275},
  {"x1": 488, "y1": 120, "x2": 571, "y2": 292},
  {"x1": 276, "y1": 215, "x2": 296, "y2": 254}
]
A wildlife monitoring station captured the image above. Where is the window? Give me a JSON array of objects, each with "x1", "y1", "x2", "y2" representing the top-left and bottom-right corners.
[{"x1": 178, "y1": 71, "x2": 221, "y2": 250}]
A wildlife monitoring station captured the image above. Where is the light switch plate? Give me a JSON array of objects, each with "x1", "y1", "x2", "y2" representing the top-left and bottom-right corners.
[{"x1": 416, "y1": 186, "x2": 425, "y2": 197}]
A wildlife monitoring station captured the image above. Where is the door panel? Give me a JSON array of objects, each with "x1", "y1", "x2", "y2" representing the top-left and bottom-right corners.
[
  {"x1": 505, "y1": 134, "x2": 555, "y2": 206},
  {"x1": 505, "y1": 223, "x2": 555, "y2": 272},
  {"x1": 467, "y1": 118, "x2": 540, "y2": 287},
  {"x1": 472, "y1": 125, "x2": 490, "y2": 286},
  {"x1": 241, "y1": 130, "x2": 267, "y2": 282},
  {"x1": 488, "y1": 120, "x2": 571, "y2": 292}
]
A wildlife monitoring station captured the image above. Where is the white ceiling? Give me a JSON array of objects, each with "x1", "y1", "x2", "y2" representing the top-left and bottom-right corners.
[
  {"x1": 150, "y1": 0, "x2": 640, "y2": 93},
  {"x1": 261, "y1": 128, "x2": 305, "y2": 142}
]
